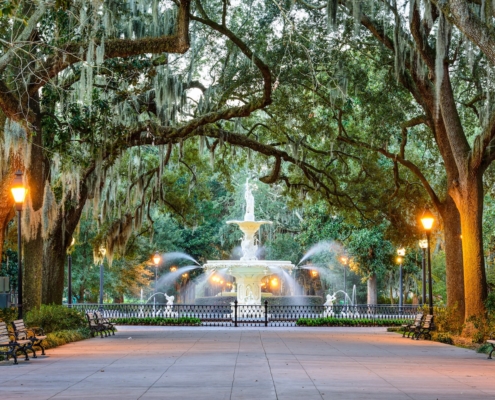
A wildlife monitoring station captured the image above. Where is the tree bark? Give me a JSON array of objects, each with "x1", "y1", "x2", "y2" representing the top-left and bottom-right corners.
[
  {"x1": 23, "y1": 108, "x2": 45, "y2": 312},
  {"x1": 367, "y1": 273, "x2": 377, "y2": 305},
  {"x1": 450, "y1": 173, "x2": 487, "y2": 319},
  {"x1": 440, "y1": 195, "x2": 465, "y2": 321}
]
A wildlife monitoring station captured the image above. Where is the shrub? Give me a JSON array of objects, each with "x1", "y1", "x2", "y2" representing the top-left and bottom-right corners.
[
  {"x1": 25, "y1": 305, "x2": 86, "y2": 334},
  {"x1": 111, "y1": 316, "x2": 201, "y2": 326},
  {"x1": 434, "y1": 332, "x2": 454, "y2": 345},
  {"x1": 0, "y1": 307, "x2": 17, "y2": 325},
  {"x1": 44, "y1": 328, "x2": 91, "y2": 349},
  {"x1": 296, "y1": 317, "x2": 406, "y2": 327}
]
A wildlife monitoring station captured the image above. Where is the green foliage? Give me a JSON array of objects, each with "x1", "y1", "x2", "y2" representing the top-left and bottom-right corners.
[
  {"x1": 434, "y1": 332, "x2": 454, "y2": 345},
  {"x1": 111, "y1": 317, "x2": 201, "y2": 326},
  {"x1": 43, "y1": 328, "x2": 91, "y2": 349},
  {"x1": 466, "y1": 314, "x2": 495, "y2": 344},
  {"x1": 0, "y1": 307, "x2": 17, "y2": 325},
  {"x1": 25, "y1": 305, "x2": 86, "y2": 334},
  {"x1": 296, "y1": 317, "x2": 406, "y2": 327},
  {"x1": 433, "y1": 305, "x2": 463, "y2": 336}
]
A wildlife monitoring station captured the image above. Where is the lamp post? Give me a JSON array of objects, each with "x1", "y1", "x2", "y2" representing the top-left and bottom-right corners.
[
  {"x1": 420, "y1": 209, "x2": 435, "y2": 315},
  {"x1": 98, "y1": 246, "x2": 106, "y2": 308},
  {"x1": 340, "y1": 256, "x2": 348, "y2": 305},
  {"x1": 11, "y1": 170, "x2": 27, "y2": 319},
  {"x1": 397, "y1": 248, "x2": 406, "y2": 312},
  {"x1": 152, "y1": 252, "x2": 161, "y2": 294},
  {"x1": 418, "y1": 240, "x2": 428, "y2": 305},
  {"x1": 67, "y1": 238, "x2": 76, "y2": 307}
]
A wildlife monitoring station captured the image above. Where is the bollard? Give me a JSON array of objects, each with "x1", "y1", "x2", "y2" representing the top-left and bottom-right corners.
[
  {"x1": 264, "y1": 300, "x2": 268, "y2": 327},
  {"x1": 234, "y1": 300, "x2": 238, "y2": 327}
]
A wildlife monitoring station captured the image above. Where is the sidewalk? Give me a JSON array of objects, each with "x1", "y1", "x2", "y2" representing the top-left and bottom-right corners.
[{"x1": 0, "y1": 326, "x2": 493, "y2": 399}]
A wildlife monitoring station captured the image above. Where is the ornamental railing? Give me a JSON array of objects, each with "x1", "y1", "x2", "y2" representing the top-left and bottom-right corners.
[{"x1": 70, "y1": 302, "x2": 423, "y2": 327}]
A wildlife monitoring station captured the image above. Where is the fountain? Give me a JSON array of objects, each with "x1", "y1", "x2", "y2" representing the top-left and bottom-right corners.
[{"x1": 203, "y1": 179, "x2": 295, "y2": 305}]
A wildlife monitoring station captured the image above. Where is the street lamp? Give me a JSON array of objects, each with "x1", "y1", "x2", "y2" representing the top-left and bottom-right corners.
[
  {"x1": 152, "y1": 252, "x2": 161, "y2": 294},
  {"x1": 11, "y1": 171, "x2": 27, "y2": 319},
  {"x1": 98, "y1": 246, "x2": 106, "y2": 307},
  {"x1": 340, "y1": 256, "x2": 348, "y2": 305},
  {"x1": 418, "y1": 240, "x2": 428, "y2": 305},
  {"x1": 397, "y1": 248, "x2": 406, "y2": 312},
  {"x1": 420, "y1": 208, "x2": 435, "y2": 315},
  {"x1": 68, "y1": 237, "x2": 76, "y2": 307}
]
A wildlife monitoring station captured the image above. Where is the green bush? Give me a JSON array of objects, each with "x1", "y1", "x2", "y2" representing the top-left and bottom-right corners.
[
  {"x1": 25, "y1": 305, "x2": 86, "y2": 334},
  {"x1": 44, "y1": 328, "x2": 91, "y2": 349},
  {"x1": 434, "y1": 332, "x2": 454, "y2": 345},
  {"x1": 111, "y1": 316, "x2": 201, "y2": 326},
  {"x1": 0, "y1": 307, "x2": 17, "y2": 325},
  {"x1": 296, "y1": 317, "x2": 406, "y2": 327}
]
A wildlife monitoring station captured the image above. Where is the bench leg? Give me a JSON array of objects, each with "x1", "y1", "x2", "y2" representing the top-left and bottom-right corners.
[
  {"x1": 38, "y1": 341, "x2": 46, "y2": 356},
  {"x1": 19, "y1": 346, "x2": 29, "y2": 361},
  {"x1": 488, "y1": 345, "x2": 495, "y2": 360}
]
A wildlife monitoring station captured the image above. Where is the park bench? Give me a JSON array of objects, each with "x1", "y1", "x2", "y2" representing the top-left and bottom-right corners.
[
  {"x1": 86, "y1": 312, "x2": 106, "y2": 338},
  {"x1": 401, "y1": 312, "x2": 423, "y2": 338},
  {"x1": 11, "y1": 319, "x2": 47, "y2": 357},
  {"x1": 412, "y1": 314, "x2": 434, "y2": 340},
  {"x1": 0, "y1": 321, "x2": 31, "y2": 365},
  {"x1": 95, "y1": 311, "x2": 116, "y2": 337}
]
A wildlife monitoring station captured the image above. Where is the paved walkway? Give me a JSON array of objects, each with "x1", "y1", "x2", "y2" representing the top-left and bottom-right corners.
[{"x1": 1, "y1": 326, "x2": 494, "y2": 399}]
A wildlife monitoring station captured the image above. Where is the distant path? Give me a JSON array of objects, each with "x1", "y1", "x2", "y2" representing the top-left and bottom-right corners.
[{"x1": 1, "y1": 326, "x2": 494, "y2": 399}]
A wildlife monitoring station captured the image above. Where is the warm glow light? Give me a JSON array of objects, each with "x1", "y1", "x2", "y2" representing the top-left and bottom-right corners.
[
  {"x1": 182, "y1": 273, "x2": 188, "y2": 278},
  {"x1": 152, "y1": 252, "x2": 161, "y2": 266},
  {"x1": 11, "y1": 170, "x2": 27, "y2": 204},
  {"x1": 340, "y1": 256, "x2": 348, "y2": 265},
  {"x1": 170, "y1": 266, "x2": 178, "y2": 272},
  {"x1": 220, "y1": 280, "x2": 224, "y2": 284},
  {"x1": 419, "y1": 239, "x2": 428, "y2": 249},
  {"x1": 397, "y1": 248, "x2": 406, "y2": 256},
  {"x1": 212, "y1": 276, "x2": 220, "y2": 282},
  {"x1": 271, "y1": 278, "x2": 278, "y2": 287},
  {"x1": 420, "y1": 208, "x2": 435, "y2": 231},
  {"x1": 310, "y1": 270, "x2": 318, "y2": 278},
  {"x1": 396, "y1": 256, "x2": 403, "y2": 264}
]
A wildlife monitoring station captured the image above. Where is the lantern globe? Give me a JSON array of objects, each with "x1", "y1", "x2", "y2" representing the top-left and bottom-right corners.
[{"x1": 420, "y1": 208, "x2": 435, "y2": 231}]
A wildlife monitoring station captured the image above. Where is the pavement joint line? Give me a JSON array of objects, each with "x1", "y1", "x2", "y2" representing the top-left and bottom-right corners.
[
  {"x1": 228, "y1": 331, "x2": 242, "y2": 400},
  {"x1": 136, "y1": 329, "x2": 208, "y2": 400},
  {"x1": 48, "y1": 331, "x2": 174, "y2": 399},
  {"x1": 274, "y1": 331, "x2": 324, "y2": 399},
  {"x1": 259, "y1": 330, "x2": 282, "y2": 400},
  {"x1": 47, "y1": 338, "x2": 156, "y2": 399}
]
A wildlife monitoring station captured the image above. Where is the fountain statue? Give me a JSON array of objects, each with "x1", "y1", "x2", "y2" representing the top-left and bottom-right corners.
[{"x1": 203, "y1": 179, "x2": 295, "y2": 305}]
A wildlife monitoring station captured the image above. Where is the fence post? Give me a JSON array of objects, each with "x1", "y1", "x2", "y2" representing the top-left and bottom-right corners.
[
  {"x1": 264, "y1": 300, "x2": 268, "y2": 327},
  {"x1": 234, "y1": 300, "x2": 238, "y2": 327}
]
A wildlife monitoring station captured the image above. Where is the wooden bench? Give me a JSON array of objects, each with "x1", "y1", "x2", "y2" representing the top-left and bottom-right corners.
[
  {"x1": 11, "y1": 320, "x2": 47, "y2": 357},
  {"x1": 412, "y1": 314, "x2": 434, "y2": 340},
  {"x1": 95, "y1": 311, "x2": 116, "y2": 337},
  {"x1": 486, "y1": 339, "x2": 495, "y2": 359},
  {"x1": 0, "y1": 321, "x2": 31, "y2": 364},
  {"x1": 86, "y1": 312, "x2": 105, "y2": 338},
  {"x1": 401, "y1": 313, "x2": 423, "y2": 338}
]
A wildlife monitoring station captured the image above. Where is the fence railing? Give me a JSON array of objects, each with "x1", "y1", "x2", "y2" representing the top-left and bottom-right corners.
[{"x1": 70, "y1": 303, "x2": 422, "y2": 327}]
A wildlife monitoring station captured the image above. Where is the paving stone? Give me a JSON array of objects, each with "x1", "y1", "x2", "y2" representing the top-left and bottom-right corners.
[{"x1": 1, "y1": 326, "x2": 495, "y2": 399}]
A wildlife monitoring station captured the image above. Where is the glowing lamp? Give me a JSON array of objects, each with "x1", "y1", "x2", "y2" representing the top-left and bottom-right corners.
[
  {"x1": 311, "y1": 270, "x2": 318, "y2": 278},
  {"x1": 340, "y1": 256, "x2": 348, "y2": 265},
  {"x1": 271, "y1": 278, "x2": 278, "y2": 287},
  {"x1": 152, "y1": 252, "x2": 161, "y2": 266},
  {"x1": 170, "y1": 266, "x2": 178, "y2": 272},
  {"x1": 397, "y1": 248, "x2": 405, "y2": 257},
  {"x1": 396, "y1": 256, "x2": 403, "y2": 264},
  {"x1": 11, "y1": 170, "x2": 27, "y2": 208},
  {"x1": 420, "y1": 208, "x2": 435, "y2": 231}
]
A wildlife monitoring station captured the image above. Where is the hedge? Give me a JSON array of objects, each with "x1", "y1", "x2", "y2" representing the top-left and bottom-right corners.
[
  {"x1": 296, "y1": 317, "x2": 406, "y2": 327},
  {"x1": 111, "y1": 316, "x2": 201, "y2": 326}
]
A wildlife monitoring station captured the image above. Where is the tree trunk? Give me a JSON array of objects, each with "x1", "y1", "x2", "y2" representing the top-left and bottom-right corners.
[
  {"x1": 451, "y1": 173, "x2": 487, "y2": 319},
  {"x1": 23, "y1": 101, "x2": 45, "y2": 313},
  {"x1": 440, "y1": 195, "x2": 465, "y2": 322},
  {"x1": 41, "y1": 223, "x2": 66, "y2": 304},
  {"x1": 367, "y1": 273, "x2": 377, "y2": 305}
]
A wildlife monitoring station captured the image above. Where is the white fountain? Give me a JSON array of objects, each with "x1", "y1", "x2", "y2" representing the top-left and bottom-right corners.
[{"x1": 203, "y1": 179, "x2": 295, "y2": 305}]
